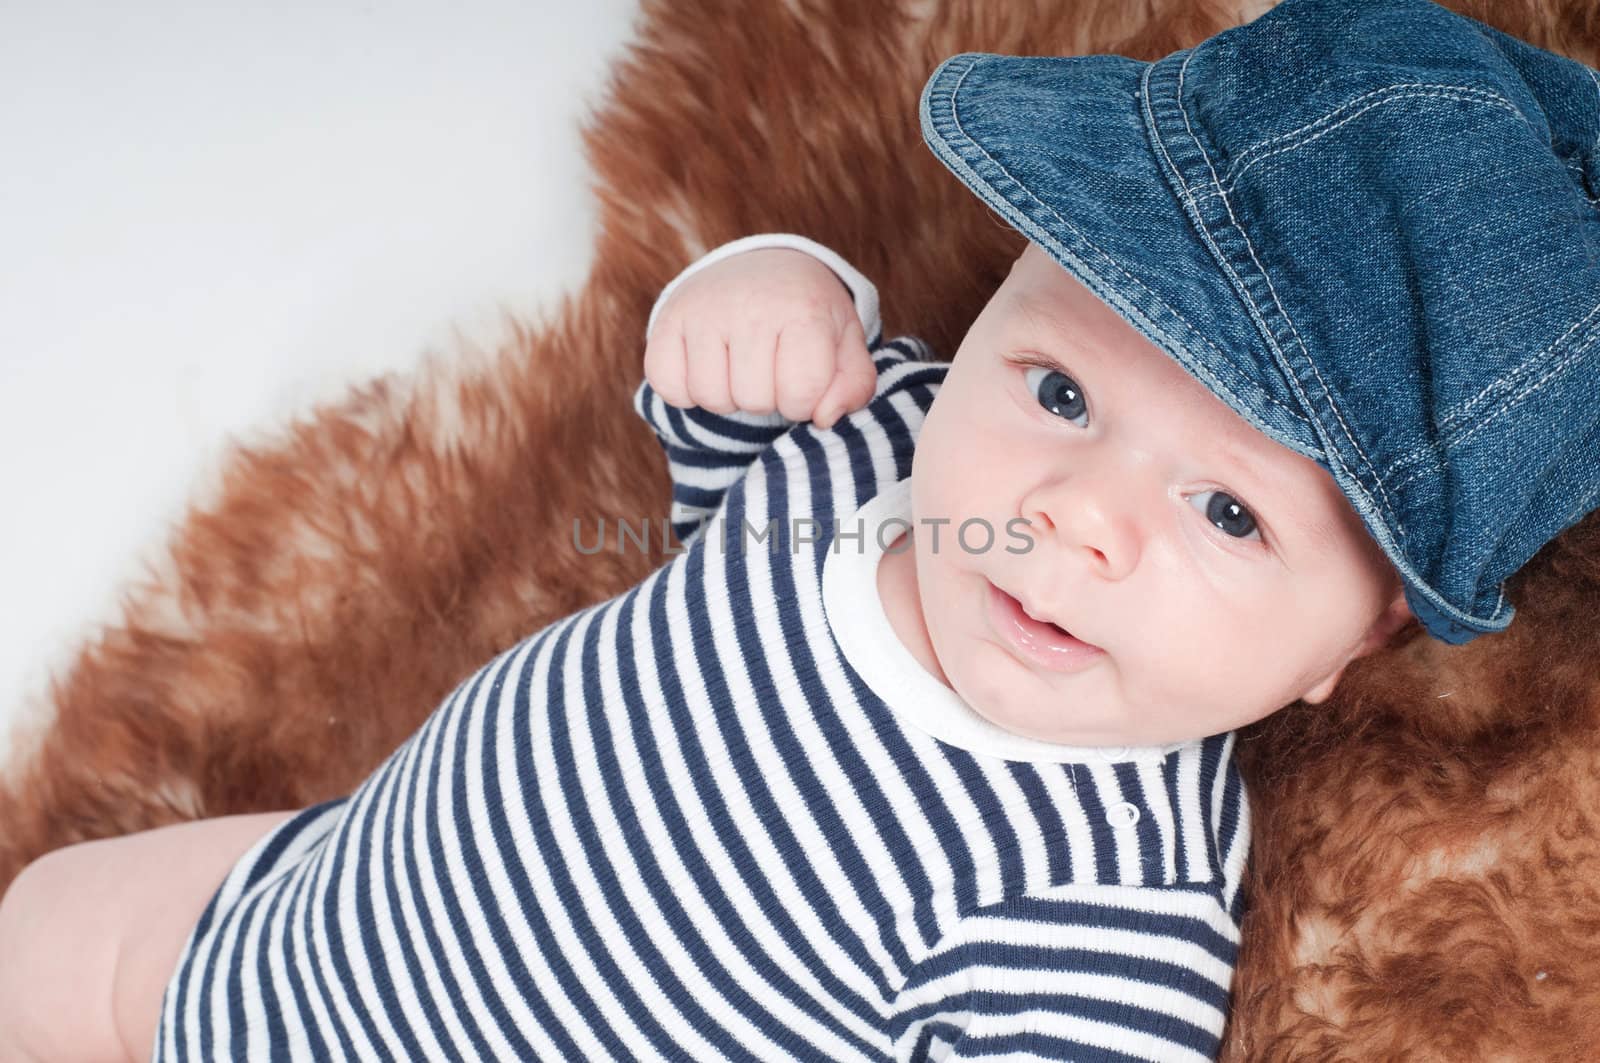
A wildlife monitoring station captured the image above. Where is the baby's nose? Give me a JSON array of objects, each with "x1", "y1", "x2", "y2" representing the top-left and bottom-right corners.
[{"x1": 1019, "y1": 472, "x2": 1142, "y2": 580}]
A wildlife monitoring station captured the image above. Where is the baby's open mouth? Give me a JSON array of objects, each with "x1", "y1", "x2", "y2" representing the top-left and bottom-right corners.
[
  {"x1": 986, "y1": 582, "x2": 1106, "y2": 671},
  {"x1": 1018, "y1": 598, "x2": 1074, "y2": 638}
]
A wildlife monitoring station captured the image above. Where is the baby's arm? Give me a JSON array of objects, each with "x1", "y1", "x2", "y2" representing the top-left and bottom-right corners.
[
  {"x1": 894, "y1": 881, "x2": 1239, "y2": 1061},
  {"x1": 632, "y1": 234, "x2": 885, "y2": 545}
]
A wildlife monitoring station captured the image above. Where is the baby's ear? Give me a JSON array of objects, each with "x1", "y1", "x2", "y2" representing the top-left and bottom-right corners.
[
  {"x1": 1301, "y1": 590, "x2": 1415, "y2": 705},
  {"x1": 1300, "y1": 668, "x2": 1344, "y2": 706},
  {"x1": 1358, "y1": 586, "x2": 1415, "y2": 656}
]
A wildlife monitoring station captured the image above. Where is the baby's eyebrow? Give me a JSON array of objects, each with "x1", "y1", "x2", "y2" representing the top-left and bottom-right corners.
[
  {"x1": 1010, "y1": 289, "x2": 1077, "y2": 342},
  {"x1": 1215, "y1": 439, "x2": 1272, "y2": 493}
]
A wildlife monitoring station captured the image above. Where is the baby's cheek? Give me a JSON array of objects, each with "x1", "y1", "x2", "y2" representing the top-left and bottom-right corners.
[
  {"x1": 1211, "y1": 610, "x2": 1319, "y2": 705},
  {"x1": 912, "y1": 449, "x2": 974, "y2": 529},
  {"x1": 946, "y1": 649, "x2": 1015, "y2": 725}
]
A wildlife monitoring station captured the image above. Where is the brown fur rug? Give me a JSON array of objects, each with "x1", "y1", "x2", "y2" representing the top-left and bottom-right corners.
[{"x1": 6, "y1": 0, "x2": 1600, "y2": 1058}]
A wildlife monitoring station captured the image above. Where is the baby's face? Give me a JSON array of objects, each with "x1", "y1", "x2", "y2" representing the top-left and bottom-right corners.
[{"x1": 900, "y1": 243, "x2": 1409, "y2": 747}]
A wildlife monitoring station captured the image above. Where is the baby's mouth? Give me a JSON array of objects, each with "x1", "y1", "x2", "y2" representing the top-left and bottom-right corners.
[
  {"x1": 1014, "y1": 593, "x2": 1088, "y2": 643},
  {"x1": 1021, "y1": 602, "x2": 1073, "y2": 637},
  {"x1": 986, "y1": 580, "x2": 1106, "y2": 671}
]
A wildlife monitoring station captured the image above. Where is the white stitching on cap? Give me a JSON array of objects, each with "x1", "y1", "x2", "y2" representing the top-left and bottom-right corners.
[
  {"x1": 1395, "y1": 302, "x2": 1593, "y2": 470},
  {"x1": 1387, "y1": 299, "x2": 1600, "y2": 479},
  {"x1": 1383, "y1": 450, "x2": 1446, "y2": 496},
  {"x1": 1387, "y1": 312, "x2": 1600, "y2": 494},
  {"x1": 1172, "y1": 47, "x2": 1407, "y2": 542},
  {"x1": 1565, "y1": 158, "x2": 1600, "y2": 205},
  {"x1": 1199, "y1": 83, "x2": 1524, "y2": 198},
  {"x1": 945, "y1": 54, "x2": 1311, "y2": 430}
]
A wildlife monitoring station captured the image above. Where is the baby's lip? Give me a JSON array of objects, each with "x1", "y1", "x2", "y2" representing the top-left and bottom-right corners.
[{"x1": 992, "y1": 580, "x2": 1102, "y2": 650}]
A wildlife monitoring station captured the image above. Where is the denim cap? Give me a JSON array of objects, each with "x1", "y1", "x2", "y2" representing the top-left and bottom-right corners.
[{"x1": 918, "y1": 0, "x2": 1600, "y2": 645}]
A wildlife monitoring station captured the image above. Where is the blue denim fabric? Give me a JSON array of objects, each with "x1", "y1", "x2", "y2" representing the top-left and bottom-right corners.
[{"x1": 919, "y1": 0, "x2": 1600, "y2": 644}]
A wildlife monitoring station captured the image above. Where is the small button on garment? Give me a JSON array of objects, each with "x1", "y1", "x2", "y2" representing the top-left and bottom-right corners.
[
  {"x1": 1098, "y1": 746, "x2": 1130, "y2": 760},
  {"x1": 1107, "y1": 802, "x2": 1141, "y2": 827}
]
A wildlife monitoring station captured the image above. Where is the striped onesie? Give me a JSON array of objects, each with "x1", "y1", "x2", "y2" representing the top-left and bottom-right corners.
[{"x1": 155, "y1": 235, "x2": 1251, "y2": 1062}]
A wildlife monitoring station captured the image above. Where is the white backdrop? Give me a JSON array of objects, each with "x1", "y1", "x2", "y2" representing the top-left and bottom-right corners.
[{"x1": 0, "y1": 0, "x2": 642, "y2": 764}]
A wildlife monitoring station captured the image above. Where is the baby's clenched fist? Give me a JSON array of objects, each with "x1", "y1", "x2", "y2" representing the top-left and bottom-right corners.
[{"x1": 643, "y1": 247, "x2": 876, "y2": 430}]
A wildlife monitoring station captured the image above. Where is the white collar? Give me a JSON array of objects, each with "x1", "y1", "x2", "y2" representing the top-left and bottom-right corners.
[{"x1": 821, "y1": 476, "x2": 1193, "y2": 765}]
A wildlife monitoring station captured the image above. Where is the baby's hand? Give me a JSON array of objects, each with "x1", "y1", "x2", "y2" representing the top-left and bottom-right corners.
[{"x1": 643, "y1": 247, "x2": 876, "y2": 430}]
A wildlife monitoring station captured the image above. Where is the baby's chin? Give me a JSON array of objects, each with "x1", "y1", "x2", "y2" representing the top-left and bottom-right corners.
[
  {"x1": 953, "y1": 649, "x2": 1242, "y2": 748},
  {"x1": 943, "y1": 648, "x2": 1119, "y2": 746}
]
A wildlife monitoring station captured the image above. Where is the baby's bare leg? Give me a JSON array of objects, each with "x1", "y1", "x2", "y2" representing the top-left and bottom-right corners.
[{"x1": 0, "y1": 809, "x2": 297, "y2": 1062}]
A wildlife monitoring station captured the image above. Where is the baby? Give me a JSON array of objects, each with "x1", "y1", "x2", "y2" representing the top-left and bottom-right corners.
[
  {"x1": 4, "y1": 229, "x2": 1320, "y2": 1061},
  {"x1": 5, "y1": 0, "x2": 1598, "y2": 1059}
]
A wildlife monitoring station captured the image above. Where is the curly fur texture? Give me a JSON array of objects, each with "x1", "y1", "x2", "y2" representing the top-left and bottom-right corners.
[{"x1": 4, "y1": 0, "x2": 1598, "y2": 1057}]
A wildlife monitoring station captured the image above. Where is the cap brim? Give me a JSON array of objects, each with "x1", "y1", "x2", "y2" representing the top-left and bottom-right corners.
[{"x1": 919, "y1": 51, "x2": 1324, "y2": 467}]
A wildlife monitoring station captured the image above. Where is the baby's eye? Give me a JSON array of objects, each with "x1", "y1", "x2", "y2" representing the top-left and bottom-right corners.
[
  {"x1": 1188, "y1": 490, "x2": 1262, "y2": 542},
  {"x1": 1023, "y1": 365, "x2": 1087, "y2": 426},
  {"x1": 1020, "y1": 362, "x2": 1263, "y2": 549}
]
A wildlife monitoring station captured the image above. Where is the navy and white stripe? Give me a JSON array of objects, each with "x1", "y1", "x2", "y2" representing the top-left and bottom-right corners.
[{"x1": 155, "y1": 240, "x2": 1251, "y2": 1062}]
